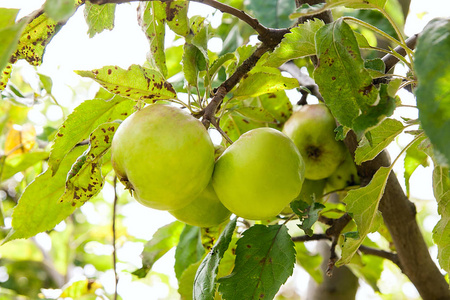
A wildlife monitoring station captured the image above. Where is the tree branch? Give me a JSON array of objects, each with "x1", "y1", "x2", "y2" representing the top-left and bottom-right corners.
[
  {"x1": 358, "y1": 245, "x2": 401, "y2": 269},
  {"x1": 383, "y1": 33, "x2": 418, "y2": 72},
  {"x1": 292, "y1": 233, "x2": 331, "y2": 242}
]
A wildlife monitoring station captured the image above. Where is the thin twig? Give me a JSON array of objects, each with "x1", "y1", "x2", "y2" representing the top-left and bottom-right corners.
[
  {"x1": 112, "y1": 176, "x2": 119, "y2": 300},
  {"x1": 279, "y1": 61, "x2": 324, "y2": 103},
  {"x1": 291, "y1": 233, "x2": 331, "y2": 242},
  {"x1": 359, "y1": 245, "x2": 402, "y2": 269}
]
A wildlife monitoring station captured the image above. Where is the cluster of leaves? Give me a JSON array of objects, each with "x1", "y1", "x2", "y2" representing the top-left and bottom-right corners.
[{"x1": 0, "y1": 0, "x2": 449, "y2": 299}]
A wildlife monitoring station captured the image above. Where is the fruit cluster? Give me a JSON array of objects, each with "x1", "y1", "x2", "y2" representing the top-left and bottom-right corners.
[{"x1": 111, "y1": 103, "x2": 359, "y2": 227}]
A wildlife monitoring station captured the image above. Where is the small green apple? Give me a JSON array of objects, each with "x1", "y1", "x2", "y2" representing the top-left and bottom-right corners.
[
  {"x1": 282, "y1": 104, "x2": 346, "y2": 180},
  {"x1": 169, "y1": 181, "x2": 231, "y2": 227},
  {"x1": 111, "y1": 104, "x2": 215, "y2": 210},
  {"x1": 280, "y1": 179, "x2": 326, "y2": 215},
  {"x1": 212, "y1": 127, "x2": 305, "y2": 220},
  {"x1": 325, "y1": 150, "x2": 360, "y2": 192}
]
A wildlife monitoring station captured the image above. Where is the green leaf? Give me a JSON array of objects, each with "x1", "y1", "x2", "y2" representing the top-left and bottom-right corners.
[
  {"x1": 338, "y1": 167, "x2": 391, "y2": 266},
  {"x1": 37, "y1": 73, "x2": 53, "y2": 94},
  {"x1": 132, "y1": 221, "x2": 185, "y2": 278},
  {"x1": 48, "y1": 96, "x2": 135, "y2": 174},
  {"x1": 194, "y1": 217, "x2": 237, "y2": 300},
  {"x1": 183, "y1": 43, "x2": 206, "y2": 86},
  {"x1": 1, "y1": 151, "x2": 49, "y2": 181},
  {"x1": 245, "y1": 0, "x2": 295, "y2": 29},
  {"x1": 415, "y1": 18, "x2": 450, "y2": 165},
  {"x1": 233, "y1": 71, "x2": 298, "y2": 99},
  {"x1": 139, "y1": 2, "x2": 167, "y2": 77},
  {"x1": 175, "y1": 225, "x2": 206, "y2": 280},
  {"x1": 4, "y1": 146, "x2": 88, "y2": 243},
  {"x1": 291, "y1": 200, "x2": 325, "y2": 236},
  {"x1": 76, "y1": 65, "x2": 176, "y2": 102},
  {"x1": 60, "y1": 122, "x2": 119, "y2": 207},
  {"x1": 218, "y1": 224, "x2": 296, "y2": 300},
  {"x1": 404, "y1": 135, "x2": 429, "y2": 197},
  {"x1": 354, "y1": 118, "x2": 404, "y2": 165},
  {"x1": 179, "y1": 260, "x2": 202, "y2": 300},
  {"x1": 44, "y1": 0, "x2": 77, "y2": 23},
  {"x1": 432, "y1": 164, "x2": 450, "y2": 273},
  {"x1": 0, "y1": 9, "x2": 27, "y2": 78},
  {"x1": 333, "y1": 0, "x2": 387, "y2": 10},
  {"x1": 165, "y1": 1, "x2": 190, "y2": 37},
  {"x1": 0, "y1": 8, "x2": 19, "y2": 28},
  {"x1": 313, "y1": 19, "x2": 379, "y2": 133},
  {"x1": 290, "y1": 0, "x2": 386, "y2": 19},
  {"x1": 83, "y1": 1, "x2": 116, "y2": 38},
  {"x1": 264, "y1": 19, "x2": 325, "y2": 67}
]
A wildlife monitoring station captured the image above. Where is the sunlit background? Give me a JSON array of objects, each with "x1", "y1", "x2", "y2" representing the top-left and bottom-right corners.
[{"x1": 1, "y1": 0, "x2": 449, "y2": 299}]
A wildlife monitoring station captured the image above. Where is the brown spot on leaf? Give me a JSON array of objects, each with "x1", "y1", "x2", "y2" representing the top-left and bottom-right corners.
[{"x1": 107, "y1": 69, "x2": 112, "y2": 75}]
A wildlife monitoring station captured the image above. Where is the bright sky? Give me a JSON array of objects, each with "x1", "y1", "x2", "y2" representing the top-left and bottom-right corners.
[{"x1": 1, "y1": 0, "x2": 449, "y2": 299}]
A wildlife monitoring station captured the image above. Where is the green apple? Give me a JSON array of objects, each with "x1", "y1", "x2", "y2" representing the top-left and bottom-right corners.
[
  {"x1": 282, "y1": 104, "x2": 346, "y2": 180},
  {"x1": 212, "y1": 127, "x2": 305, "y2": 220},
  {"x1": 325, "y1": 150, "x2": 360, "y2": 192},
  {"x1": 169, "y1": 181, "x2": 231, "y2": 227},
  {"x1": 111, "y1": 104, "x2": 215, "y2": 210}
]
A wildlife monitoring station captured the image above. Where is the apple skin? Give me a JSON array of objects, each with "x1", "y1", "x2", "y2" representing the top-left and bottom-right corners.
[
  {"x1": 169, "y1": 181, "x2": 231, "y2": 227},
  {"x1": 282, "y1": 104, "x2": 346, "y2": 180},
  {"x1": 212, "y1": 127, "x2": 305, "y2": 220},
  {"x1": 111, "y1": 104, "x2": 215, "y2": 210},
  {"x1": 325, "y1": 150, "x2": 360, "y2": 192}
]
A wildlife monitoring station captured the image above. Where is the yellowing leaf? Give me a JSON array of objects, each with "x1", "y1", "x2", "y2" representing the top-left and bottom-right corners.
[
  {"x1": 4, "y1": 124, "x2": 36, "y2": 156},
  {"x1": 60, "y1": 122, "x2": 119, "y2": 207},
  {"x1": 76, "y1": 65, "x2": 177, "y2": 102}
]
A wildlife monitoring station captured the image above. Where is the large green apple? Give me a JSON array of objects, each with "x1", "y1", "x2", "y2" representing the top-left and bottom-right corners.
[
  {"x1": 111, "y1": 104, "x2": 215, "y2": 210},
  {"x1": 212, "y1": 127, "x2": 305, "y2": 220},
  {"x1": 282, "y1": 104, "x2": 346, "y2": 180},
  {"x1": 169, "y1": 181, "x2": 231, "y2": 227}
]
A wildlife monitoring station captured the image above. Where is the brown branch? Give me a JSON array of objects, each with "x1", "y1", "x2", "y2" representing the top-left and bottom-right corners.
[
  {"x1": 383, "y1": 33, "x2": 418, "y2": 73},
  {"x1": 279, "y1": 61, "x2": 324, "y2": 104},
  {"x1": 201, "y1": 43, "x2": 275, "y2": 130},
  {"x1": 292, "y1": 233, "x2": 331, "y2": 242},
  {"x1": 358, "y1": 245, "x2": 401, "y2": 269}
]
